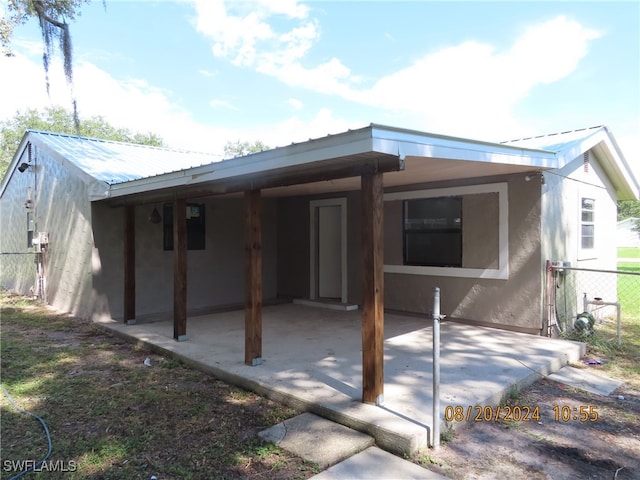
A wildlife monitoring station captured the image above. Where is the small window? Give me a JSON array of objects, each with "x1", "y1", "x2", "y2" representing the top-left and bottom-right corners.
[
  {"x1": 27, "y1": 211, "x2": 35, "y2": 248},
  {"x1": 403, "y1": 196, "x2": 462, "y2": 267},
  {"x1": 580, "y1": 198, "x2": 595, "y2": 249},
  {"x1": 163, "y1": 203, "x2": 206, "y2": 250}
]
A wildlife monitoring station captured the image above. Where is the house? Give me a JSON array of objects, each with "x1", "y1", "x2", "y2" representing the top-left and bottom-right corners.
[
  {"x1": 1, "y1": 124, "x2": 637, "y2": 403},
  {"x1": 617, "y1": 217, "x2": 640, "y2": 248}
]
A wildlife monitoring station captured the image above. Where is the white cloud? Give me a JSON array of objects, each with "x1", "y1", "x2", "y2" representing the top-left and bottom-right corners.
[
  {"x1": 191, "y1": 3, "x2": 603, "y2": 142},
  {"x1": 287, "y1": 98, "x2": 303, "y2": 109},
  {"x1": 349, "y1": 15, "x2": 602, "y2": 140},
  {"x1": 210, "y1": 98, "x2": 239, "y2": 111},
  {"x1": 0, "y1": 52, "x2": 225, "y2": 153},
  {"x1": 190, "y1": 0, "x2": 359, "y2": 97}
]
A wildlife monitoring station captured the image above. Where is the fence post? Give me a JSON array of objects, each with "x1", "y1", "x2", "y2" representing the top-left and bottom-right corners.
[{"x1": 432, "y1": 286, "x2": 441, "y2": 450}]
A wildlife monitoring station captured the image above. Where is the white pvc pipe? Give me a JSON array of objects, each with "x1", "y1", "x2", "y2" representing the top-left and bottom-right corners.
[{"x1": 432, "y1": 286, "x2": 441, "y2": 450}]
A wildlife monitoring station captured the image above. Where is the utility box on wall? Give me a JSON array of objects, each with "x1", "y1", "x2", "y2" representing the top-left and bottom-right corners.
[{"x1": 32, "y1": 232, "x2": 49, "y2": 252}]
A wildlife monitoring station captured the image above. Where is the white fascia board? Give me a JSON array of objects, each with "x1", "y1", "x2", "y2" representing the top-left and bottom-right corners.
[
  {"x1": 370, "y1": 125, "x2": 557, "y2": 168},
  {"x1": 597, "y1": 135, "x2": 639, "y2": 200},
  {"x1": 105, "y1": 132, "x2": 376, "y2": 199}
]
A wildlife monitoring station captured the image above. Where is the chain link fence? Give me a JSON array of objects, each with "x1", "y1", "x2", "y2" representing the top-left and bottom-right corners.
[{"x1": 546, "y1": 261, "x2": 640, "y2": 343}]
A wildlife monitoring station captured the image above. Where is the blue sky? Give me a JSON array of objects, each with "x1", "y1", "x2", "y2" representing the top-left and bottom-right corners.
[{"x1": 1, "y1": 0, "x2": 638, "y2": 175}]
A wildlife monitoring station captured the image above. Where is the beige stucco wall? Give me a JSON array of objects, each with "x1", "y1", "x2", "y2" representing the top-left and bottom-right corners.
[
  {"x1": 0, "y1": 144, "x2": 95, "y2": 318},
  {"x1": 276, "y1": 174, "x2": 544, "y2": 332},
  {"x1": 384, "y1": 175, "x2": 543, "y2": 332},
  {"x1": 92, "y1": 196, "x2": 279, "y2": 321}
]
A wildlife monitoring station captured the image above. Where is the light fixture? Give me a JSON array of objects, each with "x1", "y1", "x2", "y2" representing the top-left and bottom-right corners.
[
  {"x1": 149, "y1": 207, "x2": 162, "y2": 224},
  {"x1": 17, "y1": 162, "x2": 30, "y2": 173}
]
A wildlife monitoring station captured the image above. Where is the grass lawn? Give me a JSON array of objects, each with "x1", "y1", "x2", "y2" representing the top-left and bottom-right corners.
[
  {"x1": 0, "y1": 291, "x2": 318, "y2": 480},
  {"x1": 618, "y1": 247, "x2": 640, "y2": 258},
  {"x1": 564, "y1": 259, "x2": 640, "y2": 390}
]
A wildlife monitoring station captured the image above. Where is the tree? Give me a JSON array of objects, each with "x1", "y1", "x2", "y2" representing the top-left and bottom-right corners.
[
  {"x1": 1, "y1": 0, "x2": 96, "y2": 130},
  {"x1": 223, "y1": 139, "x2": 269, "y2": 158},
  {"x1": 617, "y1": 200, "x2": 640, "y2": 233},
  {"x1": 0, "y1": 106, "x2": 164, "y2": 179}
]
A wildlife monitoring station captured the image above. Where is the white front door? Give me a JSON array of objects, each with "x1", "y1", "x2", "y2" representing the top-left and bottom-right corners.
[
  {"x1": 310, "y1": 198, "x2": 347, "y2": 302},
  {"x1": 318, "y1": 205, "x2": 342, "y2": 298}
]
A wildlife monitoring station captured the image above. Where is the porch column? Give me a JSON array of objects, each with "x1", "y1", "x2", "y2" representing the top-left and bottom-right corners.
[
  {"x1": 244, "y1": 189, "x2": 263, "y2": 366},
  {"x1": 123, "y1": 205, "x2": 136, "y2": 324},
  {"x1": 173, "y1": 197, "x2": 188, "y2": 341},
  {"x1": 361, "y1": 171, "x2": 384, "y2": 405}
]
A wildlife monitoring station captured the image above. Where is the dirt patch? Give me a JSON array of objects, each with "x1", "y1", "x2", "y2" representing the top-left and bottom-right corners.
[{"x1": 419, "y1": 377, "x2": 640, "y2": 480}]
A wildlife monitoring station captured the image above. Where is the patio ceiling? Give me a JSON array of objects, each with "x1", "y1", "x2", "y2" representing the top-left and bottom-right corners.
[{"x1": 261, "y1": 155, "x2": 544, "y2": 198}]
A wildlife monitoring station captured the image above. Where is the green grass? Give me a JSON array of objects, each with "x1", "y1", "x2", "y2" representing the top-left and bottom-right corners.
[
  {"x1": 618, "y1": 247, "x2": 640, "y2": 258},
  {"x1": 0, "y1": 291, "x2": 314, "y2": 480}
]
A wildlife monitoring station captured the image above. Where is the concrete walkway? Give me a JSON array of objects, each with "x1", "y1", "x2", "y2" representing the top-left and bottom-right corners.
[{"x1": 100, "y1": 303, "x2": 585, "y2": 456}]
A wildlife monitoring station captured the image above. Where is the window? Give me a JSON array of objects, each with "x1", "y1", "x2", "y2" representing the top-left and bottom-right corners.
[
  {"x1": 163, "y1": 203, "x2": 206, "y2": 250},
  {"x1": 580, "y1": 198, "x2": 595, "y2": 250},
  {"x1": 384, "y1": 183, "x2": 509, "y2": 280},
  {"x1": 403, "y1": 196, "x2": 462, "y2": 267}
]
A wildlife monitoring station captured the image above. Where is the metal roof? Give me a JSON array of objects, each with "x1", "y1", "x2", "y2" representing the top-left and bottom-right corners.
[
  {"x1": 503, "y1": 125, "x2": 639, "y2": 200},
  {"x1": 500, "y1": 125, "x2": 604, "y2": 152},
  {"x1": 27, "y1": 130, "x2": 224, "y2": 185}
]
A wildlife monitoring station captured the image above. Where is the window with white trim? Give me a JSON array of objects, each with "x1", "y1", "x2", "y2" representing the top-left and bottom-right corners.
[
  {"x1": 580, "y1": 198, "x2": 595, "y2": 250},
  {"x1": 403, "y1": 196, "x2": 462, "y2": 267},
  {"x1": 384, "y1": 183, "x2": 509, "y2": 280}
]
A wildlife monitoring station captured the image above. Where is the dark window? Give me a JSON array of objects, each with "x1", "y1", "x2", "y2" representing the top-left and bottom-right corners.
[
  {"x1": 403, "y1": 196, "x2": 462, "y2": 267},
  {"x1": 27, "y1": 211, "x2": 34, "y2": 248},
  {"x1": 163, "y1": 203, "x2": 206, "y2": 250}
]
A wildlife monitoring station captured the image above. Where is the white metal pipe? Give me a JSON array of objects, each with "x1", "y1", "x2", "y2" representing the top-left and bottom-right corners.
[{"x1": 432, "y1": 286, "x2": 441, "y2": 450}]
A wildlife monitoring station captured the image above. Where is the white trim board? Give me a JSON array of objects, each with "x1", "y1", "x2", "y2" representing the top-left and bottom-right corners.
[{"x1": 384, "y1": 183, "x2": 510, "y2": 280}]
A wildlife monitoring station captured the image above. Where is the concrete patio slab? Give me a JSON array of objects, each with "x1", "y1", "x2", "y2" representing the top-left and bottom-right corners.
[
  {"x1": 258, "y1": 412, "x2": 374, "y2": 468},
  {"x1": 99, "y1": 303, "x2": 585, "y2": 455},
  {"x1": 546, "y1": 365, "x2": 623, "y2": 396}
]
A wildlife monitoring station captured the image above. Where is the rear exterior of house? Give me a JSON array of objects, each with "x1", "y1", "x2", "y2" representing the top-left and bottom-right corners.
[
  {"x1": 0, "y1": 140, "x2": 96, "y2": 316},
  {"x1": 1, "y1": 126, "x2": 637, "y2": 337}
]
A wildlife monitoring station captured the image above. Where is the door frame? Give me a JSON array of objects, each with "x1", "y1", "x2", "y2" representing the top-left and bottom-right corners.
[{"x1": 309, "y1": 198, "x2": 347, "y2": 302}]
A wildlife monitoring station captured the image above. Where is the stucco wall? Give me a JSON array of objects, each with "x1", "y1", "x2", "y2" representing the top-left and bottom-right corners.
[
  {"x1": 384, "y1": 175, "x2": 542, "y2": 331},
  {"x1": 541, "y1": 150, "x2": 620, "y2": 321},
  {"x1": 277, "y1": 190, "x2": 362, "y2": 305},
  {"x1": 276, "y1": 174, "x2": 543, "y2": 332},
  {"x1": 92, "y1": 196, "x2": 278, "y2": 321},
  {"x1": 542, "y1": 152, "x2": 619, "y2": 269},
  {"x1": 1, "y1": 148, "x2": 39, "y2": 295},
  {"x1": 0, "y1": 144, "x2": 95, "y2": 318}
]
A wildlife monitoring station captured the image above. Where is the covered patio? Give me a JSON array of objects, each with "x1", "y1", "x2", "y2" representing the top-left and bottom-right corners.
[{"x1": 101, "y1": 303, "x2": 585, "y2": 454}]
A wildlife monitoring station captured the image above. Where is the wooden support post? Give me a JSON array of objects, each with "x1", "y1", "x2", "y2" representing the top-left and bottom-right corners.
[
  {"x1": 245, "y1": 189, "x2": 263, "y2": 366},
  {"x1": 173, "y1": 198, "x2": 188, "y2": 341},
  {"x1": 361, "y1": 171, "x2": 384, "y2": 405},
  {"x1": 124, "y1": 205, "x2": 136, "y2": 324}
]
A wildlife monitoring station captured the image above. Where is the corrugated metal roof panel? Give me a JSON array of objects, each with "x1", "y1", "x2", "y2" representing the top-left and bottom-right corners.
[
  {"x1": 501, "y1": 125, "x2": 604, "y2": 153},
  {"x1": 29, "y1": 130, "x2": 223, "y2": 185}
]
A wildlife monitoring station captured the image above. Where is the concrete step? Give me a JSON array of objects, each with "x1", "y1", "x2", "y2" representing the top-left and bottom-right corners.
[
  {"x1": 259, "y1": 412, "x2": 374, "y2": 468},
  {"x1": 311, "y1": 446, "x2": 451, "y2": 480},
  {"x1": 259, "y1": 412, "x2": 450, "y2": 479}
]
